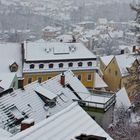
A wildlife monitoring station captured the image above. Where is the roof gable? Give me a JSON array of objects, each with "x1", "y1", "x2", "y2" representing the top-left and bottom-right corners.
[
  {"x1": 100, "y1": 55, "x2": 114, "y2": 67},
  {"x1": 115, "y1": 54, "x2": 136, "y2": 76}
]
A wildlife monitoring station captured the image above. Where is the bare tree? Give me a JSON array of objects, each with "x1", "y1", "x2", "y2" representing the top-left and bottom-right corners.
[{"x1": 108, "y1": 106, "x2": 140, "y2": 140}]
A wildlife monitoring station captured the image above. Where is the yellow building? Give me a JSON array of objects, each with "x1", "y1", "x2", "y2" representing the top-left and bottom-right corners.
[
  {"x1": 100, "y1": 54, "x2": 138, "y2": 98},
  {"x1": 22, "y1": 41, "x2": 106, "y2": 89}
]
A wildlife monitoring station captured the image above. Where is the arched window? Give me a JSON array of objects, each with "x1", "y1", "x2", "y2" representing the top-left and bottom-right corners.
[
  {"x1": 59, "y1": 63, "x2": 63, "y2": 68},
  {"x1": 30, "y1": 64, "x2": 35, "y2": 69},
  {"x1": 39, "y1": 64, "x2": 44, "y2": 69},
  {"x1": 68, "y1": 62, "x2": 73, "y2": 67},
  {"x1": 49, "y1": 63, "x2": 54, "y2": 68},
  {"x1": 87, "y1": 62, "x2": 92, "y2": 67},
  {"x1": 78, "y1": 62, "x2": 83, "y2": 67}
]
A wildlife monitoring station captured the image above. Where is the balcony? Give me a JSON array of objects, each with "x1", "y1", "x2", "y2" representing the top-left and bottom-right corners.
[{"x1": 73, "y1": 90, "x2": 116, "y2": 112}]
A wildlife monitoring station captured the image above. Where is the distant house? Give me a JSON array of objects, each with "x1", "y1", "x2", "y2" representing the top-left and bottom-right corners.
[
  {"x1": 100, "y1": 54, "x2": 138, "y2": 99},
  {"x1": 22, "y1": 40, "x2": 100, "y2": 90},
  {"x1": 97, "y1": 18, "x2": 108, "y2": 26},
  {"x1": 56, "y1": 34, "x2": 75, "y2": 43},
  {"x1": 42, "y1": 26, "x2": 61, "y2": 40}
]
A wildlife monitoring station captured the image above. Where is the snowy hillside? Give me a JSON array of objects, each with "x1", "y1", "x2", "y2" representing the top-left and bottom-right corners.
[{"x1": 0, "y1": 0, "x2": 136, "y2": 34}]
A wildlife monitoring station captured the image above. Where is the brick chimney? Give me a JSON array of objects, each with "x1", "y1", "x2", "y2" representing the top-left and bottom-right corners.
[
  {"x1": 21, "y1": 119, "x2": 34, "y2": 131},
  {"x1": 60, "y1": 72, "x2": 65, "y2": 86},
  {"x1": 18, "y1": 78, "x2": 24, "y2": 90},
  {"x1": 133, "y1": 46, "x2": 136, "y2": 52}
]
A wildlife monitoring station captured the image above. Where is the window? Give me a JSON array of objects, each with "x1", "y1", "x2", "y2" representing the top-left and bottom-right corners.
[
  {"x1": 109, "y1": 68, "x2": 111, "y2": 73},
  {"x1": 87, "y1": 62, "x2": 92, "y2": 67},
  {"x1": 78, "y1": 62, "x2": 83, "y2": 67},
  {"x1": 59, "y1": 63, "x2": 63, "y2": 68},
  {"x1": 48, "y1": 77, "x2": 52, "y2": 80},
  {"x1": 9, "y1": 62, "x2": 18, "y2": 72},
  {"x1": 49, "y1": 64, "x2": 54, "y2": 68},
  {"x1": 39, "y1": 64, "x2": 44, "y2": 69},
  {"x1": 68, "y1": 62, "x2": 73, "y2": 67},
  {"x1": 10, "y1": 66, "x2": 18, "y2": 72},
  {"x1": 28, "y1": 78, "x2": 32, "y2": 84},
  {"x1": 77, "y1": 75, "x2": 82, "y2": 81},
  {"x1": 30, "y1": 64, "x2": 35, "y2": 69},
  {"x1": 38, "y1": 77, "x2": 42, "y2": 83},
  {"x1": 115, "y1": 71, "x2": 118, "y2": 76},
  {"x1": 87, "y1": 74, "x2": 92, "y2": 81}
]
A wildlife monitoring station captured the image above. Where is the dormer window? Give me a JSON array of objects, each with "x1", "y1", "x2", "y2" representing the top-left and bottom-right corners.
[
  {"x1": 78, "y1": 62, "x2": 83, "y2": 67},
  {"x1": 30, "y1": 64, "x2": 35, "y2": 69},
  {"x1": 9, "y1": 62, "x2": 18, "y2": 72},
  {"x1": 59, "y1": 63, "x2": 63, "y2": 68},
  {"x1": 39, "y1": 64, "x2": 44, "y2": 69},
  {"x1": 87, "y1": 62, "x2": 92, "y2": 67},
  {"x1": 49, "y1": 64, "x2": 54, "y2": 68},
  {"x1": 68, "y1": 62, "x2": 73, "y2": 67}
]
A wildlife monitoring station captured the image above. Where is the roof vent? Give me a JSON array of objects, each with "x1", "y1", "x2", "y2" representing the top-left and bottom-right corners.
[
  {"x1": 44, "y1": 48, "x2": 50, "y2": 53},
  {"x1": 69, "y1": 45, "x2": 76, "y2": 52}
]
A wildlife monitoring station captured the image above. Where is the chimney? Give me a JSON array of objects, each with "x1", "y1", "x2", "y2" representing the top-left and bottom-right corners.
[
  {"x1": 21, "y1": 119, "x2": 34, "y2": 131},
  {"x1": 21, "y1": 42, "x2": 25, "y2": 65},
  {"x1": 18, "y1": 78, "x2": 24, "y2": 90},
  {"x1": 60, "y1": 72, "x2": 65, "y2": 86},
  {"x1": 121, "y1": 49, "x2": 124, "y2": 54},
  {"x1": 133, "y1": 46, "x2": 136, "y2": 52}
]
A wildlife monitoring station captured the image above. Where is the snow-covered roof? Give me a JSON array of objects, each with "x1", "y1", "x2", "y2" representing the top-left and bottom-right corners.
[
  {"x1": 118, "y1": 45, "x2": 131, "y2": 50},
  {"x1": 11, "y1": 103, "x2": 113, "y2": 140},
  {"x1": 94, "y1": 73, "x2": 108, "y2": 88},
  {"x1": 98, "y1": 18, "x2": 108, "y2": 25},
  {"x1": 82, "y1": 30, "x2": 100, "y2": 38},
  {"x1": 115, "y1": 87, "x2": 131, "y2": 109},
  {"x1": 34, "y1": 85, "x2": 57, "y2": 100},
  {"x1": 79, "y1": 37, "x2": 89, "y2": 43},
  {"x1": 109, "y1": 30, "x2": 123, "y2": 38},
  {"x1": 100, "y1": 55, "x2": 114, "y2": 66},
  {"x1": 115, "y1": 54, "x2": 136, "y2": 76},
  {"x1": 0, "y1": 128, "x2": 12, "y2": 140},
  {"x1": 77, "y1": 21, "x2": 94, "y2": 25},
  {"x1": 42, "y1": 26, "x2": 61, "y2": 32},
  {"x1": 0, "y1": 42, "x2": 22, "y2": 77},
  {"x1": 0, "y1": 82, "x2": 47, "y2": 132},
  {"x1": 42, "y1": 70, "x2": 112, "y2": 107},
  {"x1": 21, "y1": 119, "x2": 34, "y2": 124},
  {"x1": 24, "y1": 41, "x2": 96, "y2": 61},
  {"x1": 0, "y1": 73, "x2": 16, "y2": 90},
  {"x1": 0, "y1": 80, "x2": 74, "y2": 133},
  {"x1": 56, "y1": 34, "x2": 73, "y2": 43}
]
